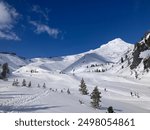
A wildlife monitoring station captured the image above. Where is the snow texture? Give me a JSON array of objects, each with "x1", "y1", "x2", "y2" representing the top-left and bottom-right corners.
[{"x1": 140, "y1": 50, "x2": 150, "y2": 59}]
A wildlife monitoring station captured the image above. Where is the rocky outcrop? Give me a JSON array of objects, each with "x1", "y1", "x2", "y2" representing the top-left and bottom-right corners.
[{"x1": 130, "y1": 32, "x2": 150, "y2": 70}]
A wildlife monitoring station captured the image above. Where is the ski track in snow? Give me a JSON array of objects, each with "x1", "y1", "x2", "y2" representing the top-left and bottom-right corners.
[{"x1": 0, "y1": 89, "x2": 50, "y2": 112}]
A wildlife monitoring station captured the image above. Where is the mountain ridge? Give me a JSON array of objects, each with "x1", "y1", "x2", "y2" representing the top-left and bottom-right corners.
[{"x1": 0, "y1": 38, "x2": 133, "y2": 74}]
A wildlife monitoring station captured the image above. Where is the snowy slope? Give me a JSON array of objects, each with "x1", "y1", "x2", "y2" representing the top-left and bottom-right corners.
[
  {"x1": 0, "y1": 69, "x2": 150, "y2": 113},
  {"x1": 26, "y1": 38, "x2": 133, "y2": 74},
  {"x1": 62, "y1": 38, "x2": 133, "y2": 73},
  {"x1": 1, "y1": 38, "x2": 150, "y2": 113},
  {"x1": 28, "y1": 52, "x2": 89, "y2": 73},
  {"x1": 62, "y1": 53, "x2": 109, "y2": 73},
  {"x1": 0, "y1": 53, "x2": 28, "y2": 71},
  {"x1": 91, "y1": 38, "x2": 134, "y2": 62}
]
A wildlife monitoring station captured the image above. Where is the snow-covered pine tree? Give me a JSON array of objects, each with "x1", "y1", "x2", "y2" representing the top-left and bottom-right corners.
[
  {"x1": 91, "y1": 86, "x2": 101, "y2": 108},
  {"x1": 79, "y1": 78, "x2": 88, "y2": 95},
  {"x1": 22, "y1": 79, "x2": 26, "y2": 86}
]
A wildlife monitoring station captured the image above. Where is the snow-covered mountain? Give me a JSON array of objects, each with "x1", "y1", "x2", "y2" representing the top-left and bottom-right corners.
[
  {"x1": 1, "y1": 37, "x2": 150, "y2": 113},
  {"x1": 62, "y1": 38, "x2": 133, "y2": 73},
  {"x1": 62, "y1": 53, "x2": 109, "y2": 73},
  {"x1": 104, "y1": 32, "x2": 150, "y2": 79},
  {"x1": 0, "y1": 38, "x2": 134, "y2": 74},
  {"x1": 11, "y1": 38, "x2": 133, "y2": 74},
  {"x1": 89, "y1": 38, "x2": 133, "y2": 62},
  {"x1": 0, "y1": 53, "x2": 28, "y2": 71}
]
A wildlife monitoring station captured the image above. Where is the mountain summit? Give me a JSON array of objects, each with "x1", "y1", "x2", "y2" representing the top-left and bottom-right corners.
[
  {"x1": 100, "y1": 38, "x2": 132, "y2": 50},
  {"x1": 90, "y1": 38, "x2": 133, "y2": 62},
  {"x1": 62, "y1": 38, "x2": 133, "y2": 73}
]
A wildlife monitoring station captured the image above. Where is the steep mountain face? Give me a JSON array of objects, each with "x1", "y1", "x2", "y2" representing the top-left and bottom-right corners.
[{"x1": 130, "y1": 32, "x2": 150, "y2": 70}]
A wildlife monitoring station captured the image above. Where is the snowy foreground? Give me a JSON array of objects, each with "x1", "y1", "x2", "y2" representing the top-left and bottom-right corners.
[{"x1": 0, "y1": 71, "x2": 150, "y2": 113}]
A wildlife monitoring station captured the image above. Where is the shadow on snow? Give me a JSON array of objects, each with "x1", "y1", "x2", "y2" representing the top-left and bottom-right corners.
[{"x1": 0, "y1": 104, "x2": 63, "y2": 113}]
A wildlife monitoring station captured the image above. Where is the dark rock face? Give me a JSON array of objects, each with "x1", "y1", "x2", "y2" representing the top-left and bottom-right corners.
[
  {"x1": 130, "y1": 32, "x2": 150, "y2": 70},
  {"x1": 143, "y1": 57, "x2": 150, "y2": 70},
  {"x1": 130, "y1": 43, "x2": 148, "y2": 69},
  {"x1": 145, "y1": 33, "x2": 150, "y2": 47}
]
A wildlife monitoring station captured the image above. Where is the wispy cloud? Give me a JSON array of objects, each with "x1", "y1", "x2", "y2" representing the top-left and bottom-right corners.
[
  {"x1": 29, "y1": 5, "x2": 62, "y2": 39},
  {"x1": 29, "y1": 21, "x2": 60, "y2": 39},
  {"x1": 0, "y1": 1, "x2": 20, "y2": 40},
  {"x1": 0, "y1": 31, "x2": 20, "y2": 41},
  {"x1": 32, "y1": 5, "x2": 50, "y2": 21}
]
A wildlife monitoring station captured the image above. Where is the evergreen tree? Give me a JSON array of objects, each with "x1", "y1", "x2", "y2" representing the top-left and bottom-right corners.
[
  {"x1": 28, "y1": 81, "x2": 31, "y2": 87},
  {"x1": 22, "y1": 79, "x2": 26, "y2": 86},
  {"x1": 102, "y1": 69, "x2": 105, "y2": 72},
  {"x1": 43, "y1": 83, "x2": 46, "y2": 88},
  {"x1": 1, "y1": 63, "x2": 9, "y2": 79},
  {"x1": 79, "y1": 78, "x2": 88, "y2": 95},
  {"x1": 67, "y1": 88, "x2": 71, "y2": 94},
  {"x1": 91, "y1": 86, "x2": 101, "y2": 108},
  {"x1": 121, "y1": 57, "x2": 124, "y2": 63},
  {"x1": 12, "y1": 79, "x2": 19, "y2": 86},
  {"x1": 107, "y1": 106, "x2": 114, "y2": 113},
  {"x1": 15, "y1": 79, "x2": 19, "y2": 86}
]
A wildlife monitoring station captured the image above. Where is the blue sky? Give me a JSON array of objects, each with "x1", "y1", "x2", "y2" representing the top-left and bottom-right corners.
[{"x1": 0, "y1": 0, "x2": 150, "y2": 58}]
